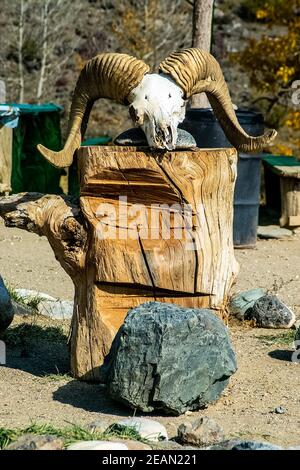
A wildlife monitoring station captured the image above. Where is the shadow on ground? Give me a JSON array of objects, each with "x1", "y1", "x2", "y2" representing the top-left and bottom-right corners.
[
  {"x1": 1, "y1": 323, "x2": 70, "y2": 376},
  {"x1": 268, "y1": 349, "x2": 293, "y2": 362},
  {"x1": 52, "y1": 380, "x2": 129, "y2": 416}
]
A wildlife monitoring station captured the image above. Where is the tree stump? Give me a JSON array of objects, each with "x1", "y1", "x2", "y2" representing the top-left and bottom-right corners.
[{"x1": 0, "y1": 146, "x2": 239, "y2": 382}]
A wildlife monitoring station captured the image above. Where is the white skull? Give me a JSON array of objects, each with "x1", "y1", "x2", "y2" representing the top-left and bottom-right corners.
[{"x1": 128, "y1": 73, "x2": 186, "y2": 150}]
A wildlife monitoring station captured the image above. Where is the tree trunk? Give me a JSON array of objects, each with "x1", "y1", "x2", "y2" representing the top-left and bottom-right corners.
[
  {"x1": 191, "y1": 0, "x2": 214, "y2": 108},
  {"x1": 0, "y1": 146, "x2": 239, "y2": 382},
  {"x1": 37, "y1": 0, "x2": 50, "y2": 103},
  {"x1": 18, "y1": 0, "x2": 25, "y2": 103}
]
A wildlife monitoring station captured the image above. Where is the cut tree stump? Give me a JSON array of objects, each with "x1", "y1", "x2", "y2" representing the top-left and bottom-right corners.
[{"x1": 0, "y1": 146, "x2": 239, "y2": 382}]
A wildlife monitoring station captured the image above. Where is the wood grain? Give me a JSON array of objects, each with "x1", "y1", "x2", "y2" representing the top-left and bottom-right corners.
[{"x1": 0, "y1": 146, "x2": 239, "y2": 382}]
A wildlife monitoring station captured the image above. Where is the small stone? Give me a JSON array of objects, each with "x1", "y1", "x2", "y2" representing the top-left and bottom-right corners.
[
  {"x1": 67, "y1": 440, "x2": 128, "y2": 450},
  {"x1": 12, "y1": 288, "x2": 73, "y2": 320},
  {"x1": 114, "y1": 127, "x2": 197, "y2": 150},
  {"x1": 110, "y1": 439, "x2": 151, "y2": 450},
  {"x1": 178, "y1": 417, "x2": 224, "y2": 447},
  {"x1": 37, "y1": 299, "x2": 73, "y2": 320},
  {"x1": 229, "y1": 288, "x2": 265, "y2": 320},
  {"x1": 117, "y1": 417, "x2": 168, "y2": 442},
  {"x1": 257, "y1": 225, "x2": 293, "y2": 239},
  {"x1": 209, "y1": 439, "x2": 282, "y2": 450},
  {"x1": 0, "y1": 276, "x2": 13, "y2": 332},
  {"x1": 14, "y1": 288, "x2": 55, "y2": 302},
  {"x1": 6, "y1": 434, "x2": 64, "y2": 450},
  {"x1": 12, "y1": 300, "x2": 35, "y2": 317},
  {"x1": 85, "y1": 418, "x2": 111, "y2": 434},
  {"x1": 249, "y1": 295, "x2": 295, "y2": 328},
  {"x1": 274, "y1": 406, "x2": 286, "y2": 414}
]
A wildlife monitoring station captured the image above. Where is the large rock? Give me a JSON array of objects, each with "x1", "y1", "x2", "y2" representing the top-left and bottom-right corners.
[
  {"x1": 249, "y1": 295, "x2": 295, "y2": 328},
  {"x1": 114, "y1": 127, "x2": 197, "y2": 149},
  {"x1": 107, "y1": 302, "x2": 237, "y2": 415},
  {"x1": 0, "y1": 276, "x2": 13, "y2": 332}
]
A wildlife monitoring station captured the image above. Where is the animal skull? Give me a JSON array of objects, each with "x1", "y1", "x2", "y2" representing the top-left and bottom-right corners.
[
  {"x1": 128, "y1": 74, "x2": 186, "y2": 150},
  {"x1": 37, "y1": 50, "x2": 277, "y2": 169}
]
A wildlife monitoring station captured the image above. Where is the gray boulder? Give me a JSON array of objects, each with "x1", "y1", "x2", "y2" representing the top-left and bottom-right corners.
[
  {"x1": 107, "y1": 302, "x2": 237, "y2": 415},
  {"x1": 249, "y1": 295, "x2": 295, "y2": 328},
  {"x1": 0, "y1": 276, "x2": 14, "y2": 332},
  {"x1": 114, "y1": 127, "x2": 197, "y2": 149}
]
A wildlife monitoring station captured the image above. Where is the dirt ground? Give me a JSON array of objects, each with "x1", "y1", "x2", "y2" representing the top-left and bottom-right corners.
[{"x1": 0, "y1": 218, "x2": 299, "y2": 447}]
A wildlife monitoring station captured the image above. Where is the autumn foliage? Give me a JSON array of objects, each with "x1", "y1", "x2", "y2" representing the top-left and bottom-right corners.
[{"x1": 233, "y1": 0, "x2": 300, "y2": 155}]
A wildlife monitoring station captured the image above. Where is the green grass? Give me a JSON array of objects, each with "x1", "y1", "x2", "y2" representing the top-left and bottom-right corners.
[
  {"x1": 43, "y1": 372, "x2": 72, "y2": 382},
  {"x1": 6, "y1": 284, "x2": 44, "y2": 312},
  {"x1": 256, "y1": 330, "x2": 295, "y2": 346},
  {"x1": 0, "y1": 323, "x2": 68, "y2": 348},
  {"x1": 0, "y1": 422, "x2": 145, "y2": 449}
]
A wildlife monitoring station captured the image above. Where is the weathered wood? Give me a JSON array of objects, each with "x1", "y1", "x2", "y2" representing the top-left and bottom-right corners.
[
  {"x1": 0, "y1": 146, "x2": 239, "y2": 382},
  {"x1": 0, "y1": 126, "x2": 12, "y2": 194}
]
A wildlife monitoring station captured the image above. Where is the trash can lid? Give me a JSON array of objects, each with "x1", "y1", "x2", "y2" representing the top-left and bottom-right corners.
[{"x1": 4, "y1": 103, "x2": 63, "y2": 114}]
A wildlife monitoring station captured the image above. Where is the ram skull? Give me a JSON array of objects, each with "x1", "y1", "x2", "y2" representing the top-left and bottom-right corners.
[{"x1": 37, "y1": 49, "x2": 277, "y2": 168}]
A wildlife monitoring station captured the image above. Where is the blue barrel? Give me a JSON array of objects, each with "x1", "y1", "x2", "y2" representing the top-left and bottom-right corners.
[{"x1": 180, "y1": 109, "x2": 264, "y2": 248}]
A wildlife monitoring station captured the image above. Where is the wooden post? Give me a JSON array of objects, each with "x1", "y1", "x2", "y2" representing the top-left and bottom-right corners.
[
  {"x1": 0, "y1": 146, "x2": 239, "y2": 382},
  {"x1": 191, "y1": 0, "x2": 214, "y2": 109},
  {"x1": 0, "y1": 126, "x2": 13, "y2": 194}
]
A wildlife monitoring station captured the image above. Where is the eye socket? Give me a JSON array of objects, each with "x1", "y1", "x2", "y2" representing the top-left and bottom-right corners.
[
  {"x1": 168, "y1": 93, "x2": 172, "y2": 98},
  {"x1": 144, "y1": 95, "x2": 148, "y2": 100}
]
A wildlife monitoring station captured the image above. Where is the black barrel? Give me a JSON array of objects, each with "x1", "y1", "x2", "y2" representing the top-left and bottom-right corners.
[{"x1": 180, "y1": 109, "x2": 264, "y2": 248}]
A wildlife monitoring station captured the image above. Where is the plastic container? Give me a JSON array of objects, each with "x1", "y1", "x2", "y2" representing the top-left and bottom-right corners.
[{"x1": 180, "y1": 108, "x2": 265, "y2": 248}]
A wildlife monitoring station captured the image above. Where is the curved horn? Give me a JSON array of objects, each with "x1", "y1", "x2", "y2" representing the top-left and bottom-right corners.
[
  {"x1": 38, "y1": 53, "x2": 150, "y2": 168},
  {"x1": 159, "y1": 48, "x2": 277, "y2": 153}
]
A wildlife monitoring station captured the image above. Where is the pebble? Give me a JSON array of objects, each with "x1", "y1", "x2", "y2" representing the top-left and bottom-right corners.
[{"x1": 274, "y1": 406, "x2": 287, "y2": 414}]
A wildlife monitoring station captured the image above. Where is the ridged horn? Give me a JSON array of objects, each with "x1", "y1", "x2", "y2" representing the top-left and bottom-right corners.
[
  {"x1": 37, "y1": 53, "x2": 150, "y2": 168},
  {"x1": 159, "y1": 48, "x2": 277, "y2": 153}
]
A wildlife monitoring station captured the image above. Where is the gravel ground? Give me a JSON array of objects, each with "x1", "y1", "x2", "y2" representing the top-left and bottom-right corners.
[{"x1": 0, "y1": 218, "x2": 299, "y2": 447}]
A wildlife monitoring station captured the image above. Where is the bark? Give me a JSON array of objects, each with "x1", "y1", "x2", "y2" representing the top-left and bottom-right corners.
[
  {"x1": 191, "y1": 0, "x2": 214, "y2": 108},
  {"x1": 18, "y1": 0, "x2": 25, "y2": 103}
]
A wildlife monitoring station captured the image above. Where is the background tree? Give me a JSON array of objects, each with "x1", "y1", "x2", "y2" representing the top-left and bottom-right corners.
[
  {"x1": 190, "y1": 0, "x2": 215, "y2": 108},
  {"x1": 232, "y1": 0, "x2": 300, "y2": 155}
]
